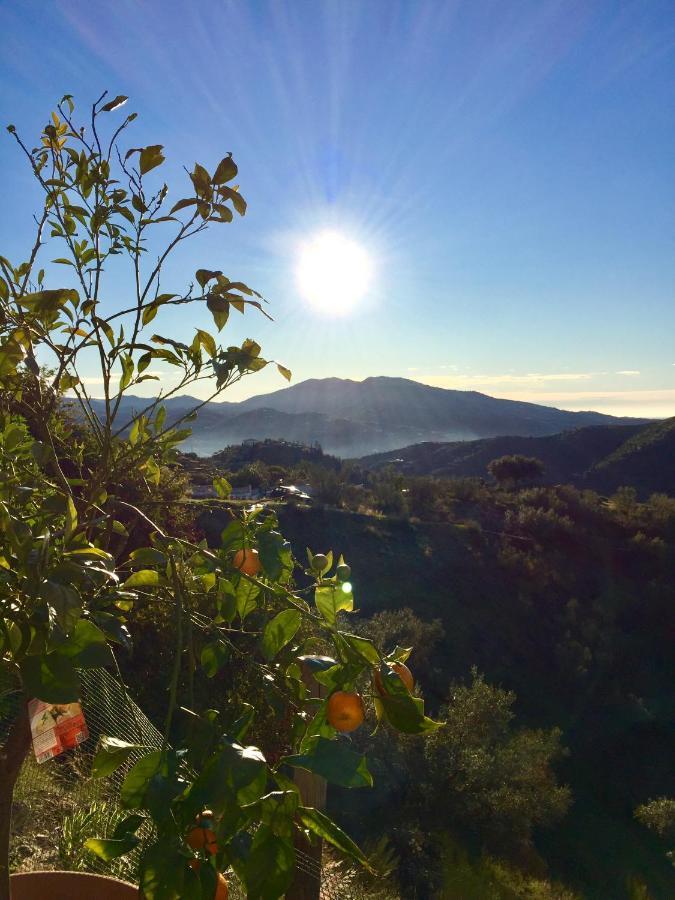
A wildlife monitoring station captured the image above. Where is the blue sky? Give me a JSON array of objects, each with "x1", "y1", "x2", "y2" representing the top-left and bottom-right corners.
[{"x1": 2, "y1": 0, "x2": 674, "y2": 416}]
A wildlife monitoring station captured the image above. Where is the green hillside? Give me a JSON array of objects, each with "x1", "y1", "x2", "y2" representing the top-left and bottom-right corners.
[
  {"x1": 358, "y1": 424, "x2": 643, "y2": 483},
  {"x1": 199, "y1": 492, "x2": 675, "y2": 898},
  {"x1": 588, "y1": 417, "x2": 675, "y2": 496},
  {"x1": 358, "y1": 418, "x2": 675, "y2": 498}
]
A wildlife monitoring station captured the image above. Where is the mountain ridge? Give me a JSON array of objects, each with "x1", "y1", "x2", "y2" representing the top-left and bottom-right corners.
[
  {"x1": 357, "y1": 416, "x2": 675, "y2": 497},
  {"x1": 86, "y1": 376, "x2": 653, "y2": 458}
]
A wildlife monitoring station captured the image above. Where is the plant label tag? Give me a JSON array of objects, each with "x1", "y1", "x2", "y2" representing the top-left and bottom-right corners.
[{"x1": 28, "y1": 698, "x2": 90, "y2": 763}]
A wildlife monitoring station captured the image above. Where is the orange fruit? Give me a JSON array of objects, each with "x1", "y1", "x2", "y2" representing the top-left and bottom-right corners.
[
  {"x1": 216, "y1": 873, "x2": 229, "y2": 900},
  {"x1": 233, "y1": 547, "x2": 261, "y2": 576},
  {"x1": 187, "y1": 824, "x2": 218, "y2": 856},
  {"x1": 374, "y1": 662, "x2": 414, "y2": 695},
  {"x1": 327, "y1": 690, "x2": 365, "y2": 733}
]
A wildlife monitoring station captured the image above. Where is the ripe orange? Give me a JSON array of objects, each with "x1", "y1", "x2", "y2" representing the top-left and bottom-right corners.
[
  {"x1": 187, "y1": 816, "x2": 218, "y2": 856},
  {"x1": 327, "y1": 690, "x2": 365, "y2": 733},
  {"x1": 374, "y1": 662, "x2": 414, "y2": 695},
  {"x1": 216, "y1": 873, "x2": 229, "y2": 900},
  {"x1": 233, "y1": 547, "x2": 261, "y2": 576}
]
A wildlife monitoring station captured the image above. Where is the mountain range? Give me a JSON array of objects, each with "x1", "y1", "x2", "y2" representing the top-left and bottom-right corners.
[{"x1": 91, "y1": 377, "x2": 651, "y2": 458}]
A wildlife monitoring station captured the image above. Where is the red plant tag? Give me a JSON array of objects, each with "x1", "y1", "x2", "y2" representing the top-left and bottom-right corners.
[{"x1": 28, "y1": 698, "x2": 89, "y2": 763}]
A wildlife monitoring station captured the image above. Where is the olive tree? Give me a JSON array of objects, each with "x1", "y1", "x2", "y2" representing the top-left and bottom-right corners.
[
  {"x1": 0, "y1": 94, "x2": 439, "y2": 899},
  {"x1": 487, "y1": 455, "x2": 545, "y2": 489}
]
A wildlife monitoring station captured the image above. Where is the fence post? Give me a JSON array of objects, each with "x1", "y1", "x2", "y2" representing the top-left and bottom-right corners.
[{"x1": 286, "y1": 660, "x2": 327, "y2": 900}]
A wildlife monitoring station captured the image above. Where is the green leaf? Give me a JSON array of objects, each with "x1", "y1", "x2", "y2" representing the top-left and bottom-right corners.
[
  {"x1": 63, "y1": 546, "x2": 113, "y2": 561},
  {"x1": 211, "y1": 203, "x2": 233, "y2": 223},
  {"x1": 299, "y1": 806, "x2": 371, "y2": 870},
  {"x1": 58, "y1": 372, "x2": 79, "y2": 391},
  {"x1": 58, "y1": 619, "x2": 115, "y2": 669},
  {"x1": 201, "y1": 640, "x2": 229, "y2": 678},
  {"x1": 213, "y1": 475, "x2": 232, "y2": 499},
  {"x1": 123, "y1": 569, "x2": 160, "y2": 588},
  {"x1": 196, "y1": 328, "x2": 217, "y2": 358},
  {"x1": 385, "y1": 645, "x2": 412, "y2": 665},
  {"x1": 92, "y1": 736, "x2": 145, "y2": 778},
  {"x1": 64, "y1": 496, "x2": 77, "y2": 541},
  {"x1": 188, "y1": 740, "x2": 267, "y2": 814},
  {"x1": 213, "y1": 155, "x2": 238, "y2": 185},
  {"x1": 40, "y1": 581, "x2": 81, "y2": 634},
  {"x1": 260, "y1": 609, "x2": 301, "y2": 661},
  {"x1": 139, "y1": 839, "x2": 187, "y2": 900},
  {"x1": 315, "y1": 583, "x2": 354, "y2": 628},
  {"x1": 378, "y1": 692, "x2": 442, "y2": 735},
  {"x1": 191, "y1": 162, "x2": 212, "y2": 197},
  {"x1": 283, "y1": 737, "x2": 372, "y2": 788},
  {"x1": 20, "y1": 653, "x2": 79, "y2": 703},
  {"x1": 277, "y1": 363, "x2": 292, "y2": 382},
  {"x1": 120, "y1": 750, "x2": 164, "y2": 809},
  {"x1": 313, "y1": 662, "x2": 361, "y2": 692},
  {"x1": 85, "y1": 835, "x2": 139, "y2": 861},
  {"x1": 3, "y1": 423, "x2": 26, "y2": 452},
  {"x1": 230, "y1": 703, "x2": 255, "y2": 743},
  {"x1": 169, "y1": 197, "x2": 198, "y2": 216},
  {"x1": 235, "y1": 578, "x2": 260, "y2": 622},
  {"x1": 20, "y1": 288, "x2": 79, "y2": 314},
  {"x1": 129, "y1": 548, "x2": 167, "y2": 567},
  {"x1": 142, "y1": 303, "x2": 159, "y2": 325},
  {"x1": 113, "y1": 813, "x2": 147, "y2": 839},
  {"x1": 219, "y1": 186, "x2": 247, "y2": 216},
  {"x1": 139, "y1": 145, "x2": 165, "y2": 175},
  {"x1": 132, "y1": 193, "x2": 146, "y2": 214},
  {"x1": 196, "y1": 268, "x2": 220, "y2": 289},
  {"x1": 119, "y1": 354, "x2": 134, "y2": 391},
  {"x1": 340, "y1": 633, "x2": 381, "y2": 666},
  {"x1": 243, "y1": 826, "x2": 294, "y2": 900},
  {"x1": 217, "y1": 579, "x2": 237, "y2": 624},
  {"x1": 220, "y1": 520, "x2": 245, "y2": 552},
  {"x1": 258, "y1": 530, "x2": 292, "y2": 582}
]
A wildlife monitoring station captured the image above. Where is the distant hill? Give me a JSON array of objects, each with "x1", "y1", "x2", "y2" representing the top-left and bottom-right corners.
[
  {"x1": 587, "y1": 416, "x2": 675, "y2": 496},
  {"x1": 358, "y1": 424, "x2": 644, "y2": 481},
  {"x1": 210, "y1": 438, "x2": 340, "y2": 471},
  {"x1": 358, "y1": 417, "x2": 675, "y2": 497},
  {"x1": 86, "y1": 377, "x2": 650, "y2": 457}
]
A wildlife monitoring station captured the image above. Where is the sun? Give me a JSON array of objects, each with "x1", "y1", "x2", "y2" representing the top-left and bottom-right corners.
[{"x1": 295, "y1": 230, "x2": 372, "y2": 315}]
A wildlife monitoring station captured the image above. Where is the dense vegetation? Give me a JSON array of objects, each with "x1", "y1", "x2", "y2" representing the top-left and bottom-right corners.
[
  {"x1": 0, "y1": 95, "x2": 445, "y2": 900},
  {"x1": 2, "y1": 93, "x2": 673, "y2": 900},
  {"x1": 198, "y1": 479, "x2": 675, "y2": 897}
]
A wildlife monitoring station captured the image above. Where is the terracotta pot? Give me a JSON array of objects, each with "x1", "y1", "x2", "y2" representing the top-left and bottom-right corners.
[{"x1": 10, "y1": 870, "x2": 138, "y2": 898}]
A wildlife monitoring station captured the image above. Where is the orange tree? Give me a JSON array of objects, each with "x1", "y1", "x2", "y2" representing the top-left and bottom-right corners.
[{"x1": 0, "y1": 95, "x2": 439, "y2": 900}]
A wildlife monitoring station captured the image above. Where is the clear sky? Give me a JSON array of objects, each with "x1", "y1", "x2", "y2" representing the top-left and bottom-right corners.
[{"x1": 2, "y1": 0, "x2": 674, "y2": 417}]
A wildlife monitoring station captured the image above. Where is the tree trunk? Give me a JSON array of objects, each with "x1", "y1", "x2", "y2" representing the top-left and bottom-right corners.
[{"x1": 0, "y1": 701, "x2": 31, "y2": 900}]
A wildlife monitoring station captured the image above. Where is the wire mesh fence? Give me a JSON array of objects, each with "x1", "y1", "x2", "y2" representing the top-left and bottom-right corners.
[{"x1": 3, "y1": 666, "x2": 396, "y2": 898}]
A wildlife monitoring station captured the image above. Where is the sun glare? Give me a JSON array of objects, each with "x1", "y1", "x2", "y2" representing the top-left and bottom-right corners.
[{"x1": 296, "y1": 230, "x2": 372, "y2": 315}]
